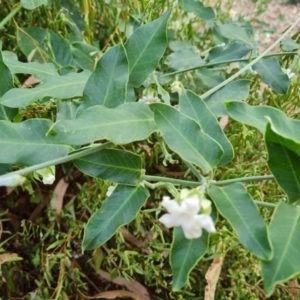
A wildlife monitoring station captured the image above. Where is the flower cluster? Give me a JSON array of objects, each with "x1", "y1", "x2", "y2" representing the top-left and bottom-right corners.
[
  {"x1": 138, "y1": 95, "x2": 160, "y2": 104},
  {"x1": 159, "y1": 189, "x2": 216, "y2": 239},
  {"x1": 138, "y1": 87, "x2": 161, "y2": 104}
]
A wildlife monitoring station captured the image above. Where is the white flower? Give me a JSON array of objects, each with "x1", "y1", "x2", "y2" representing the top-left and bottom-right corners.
[
  {"x1": 226, "y1": 62, "x2": 239, "y2": 74},
  {"x1": 106, "y1": 186, "x2": 116, "y2": 197},
  {"x1": 0, "y1": 174, "x2": 26, "y2": 187},
  {"x1": 159, "y1": 196, "x2": 216, "y2": 239},
  {"x1": 285, "y1": 68, "x2": 296, "y2": 79},
  {"x1": 34, "y1": 166, "x2": 55, "y2": 185},
  {"x1": 171, "y1": 81, "x2": 183, "y2": 95}
]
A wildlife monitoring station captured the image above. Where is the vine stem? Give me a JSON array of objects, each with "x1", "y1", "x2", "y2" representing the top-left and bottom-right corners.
[
  {"x1": 143, "y1": 176, "x2": 277, "y2": 208},
  {"x1": 183, "y1": 160, "x2": 206, "y2": 183},
  {"x1": 142, "y1": 174, "x2": 275, "y2": 186},
  {"x1": 212, "y1": 175, "x2": 275, "y2": 186},
  {"x1": 254, "y1": 200, "x2": 276, "y2": 209},
  {"x1": 0, "y1": 3, "x2": 22, "y2": 30},
  {"x1": 0, "y1": 142, "x2": 113, "y2": 180},
  {"x1": 164, "y1": 52, "x2": 298, "y2": 77},
  {"x1": 143, "y1": 175, "x2": 201, "y2": 187},
  {"x1": 200, "y1": 15, "x2": 300, "y2": 99}
]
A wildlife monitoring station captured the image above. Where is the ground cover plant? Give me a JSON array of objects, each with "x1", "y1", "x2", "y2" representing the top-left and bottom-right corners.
[{"x1": 1, "y1": 0, "x2": 300, "y2": 299}]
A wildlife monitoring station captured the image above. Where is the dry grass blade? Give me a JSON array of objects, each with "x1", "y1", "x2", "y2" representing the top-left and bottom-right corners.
[{"x1": 0, "y1": 253, "x2": 21, "y2": 264}]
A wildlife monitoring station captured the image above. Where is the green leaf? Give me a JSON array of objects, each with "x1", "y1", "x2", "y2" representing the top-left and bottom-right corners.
[
  {"x1": 0, "y1": 51, "x2": 15, "y2": 96},
  {"x1": 81, "y1": 44, "x2": 128, "y2": 109},
  {"x1": 205, "y1": 80, "x2": 250, "y2": 117},
  {"x1": 125, "y1": 10, "x2": 171, "y2": 87},
  {"x1": 179, "y1": 89, "x2": 233, "y2": 166},
  {"x1": 17, "y1": 27, "x2": 45, "y2": 61},
  {"x1": 74, "y1": 149, "x2": 142, "y2": 185},
  {"x1": 21, "y1": 0, "x2": 47, "y2": 10},
  {"x1": 262, "y1": 203, "x2": 300, "y2": 296},
  {"x1": 82, "y1": 185, "x2": 149, "y2": 250},
  {"x1": 215, "y1": 21, "x2": 254, "y2": 49},
  {"x1": 196, "y1": 68, "x2": 225, "y2": 89},
  {"x1": 265, "y1": 121, "x2": 300, "y2": 203},
  {"x1": 225, "y1": 101, "x2": 290, "y2": 133},
  {"x1": 281, "y1": 38, "x2": 300, "y2": 51},
  {"x1": 0, "y1": 49, "x2": 17, "y2": 121},
  {"x1": 169, "y1": 40, "x2": 194, "y2": 51},
  {"x1": 0, "y1": 164, "x2": 11, "y2": 176},
  {"x1": 0, "y1": 119, "x2": 69, "y2": 165},
  {"x1": 126, "y1": 85, "x2": 136, "y2": 102},
  {"x1": 252, "y1": 58, "x2": 289, "y2": 94},
  {"x1": 57, "y1": 100, "x2": 81, "y2": 121},
  {"x1": 48, "y1": 102, "x2": 157, "y2": 145},
  {"x1": 0, "y1": 105, "x2": 18, "y2": 121},
  {"x1": 208, "y1": 42, "x2": 251, "y2": 63},
  {"x1": 171, "y1": 227, "x2": 208, "y2": 290},
  {"x1": 71, "y1": 42, "x2": 98, "y2": 71},
  {"x1": 178, "y1": 0, "x2": 215, "y2": 20},
  {"x1": 208, "y1": 183, "x2": 272, "y2": 260},
  {"x1": 152, "y1": 103, "x2": 223, "y2": 174},
  {"x1": 3, "y1": 51, "x2": 58, "y2": 80},
  {"x1": 17, "y1": 28, "x2": 74, "y2": 67},
  {"x1": 1, "y1": 71, "x2": 91, "y2": 108},
  {"x1": 48, "y1": 31, "x2": 75, "y2": 67},
  {"x1": 227, "y1": 103, "x2": 300, "y2": 201},
  {"x1": 166, "y1": 48, "x2": 204, "y2": 70}
]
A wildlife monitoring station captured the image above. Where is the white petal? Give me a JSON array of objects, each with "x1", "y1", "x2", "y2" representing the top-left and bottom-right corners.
[
  {"x1": 161, "y1": 197, "x2": 181, "y2": 215},
  {"x1": 42, "y1": 174, "x2": 55, "y2": 185},
  {"x1": 106, "y1": 186, "x2": 116, "y2": 197},
  {"x1": 195, "y1": 214, "x2": 216, "y2": 233},
  {"x1": 181, "y1": 219, "x2": 203, "y2": 239},
  {"x1": 159, "y1": 214, "x2": 181, "y2": 228},
  {"x1": 180, "y1": 197, "x2": 200, "y2": 214},
  {"x1": 162, "y1": 195, "x2": 171, "y2": 202}
]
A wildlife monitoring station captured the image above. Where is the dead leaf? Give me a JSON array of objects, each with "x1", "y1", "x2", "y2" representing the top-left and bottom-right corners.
[
  {"x1": 287, "y1": 279, "x2": 299, "y2": 299},
  {"x1": 7, "y1": 212, "x2": 20, "y2": 232},
  {"x1": 121, "y1": 227, "x2": 149, "y2": 254},
  {"x1": 0, "y1": 253, "x2": 22, "y2": 264},
  {"x1": 50, "y1": 176, "x2": 69, "y2": 215},
  {"x1": 28, "y1": 196, "x2": 50, "y2": 222},
  {"x1": 204, "y1": 256, "x2": 224, "y2": 300},
  {"x1": 22, "y1": 75, "x2": 41, "y2": 88},
  {"x1": 97, "y1": 269, "x2": 151, "y2": 300},
  {"x1": 219, "y1": 116, "x2": 229, "y2": 129}
]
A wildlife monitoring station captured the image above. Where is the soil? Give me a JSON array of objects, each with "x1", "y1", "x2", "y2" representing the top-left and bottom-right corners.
[{"x1": 227, "y1": 1, "x2": 300, "y2": 51}]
